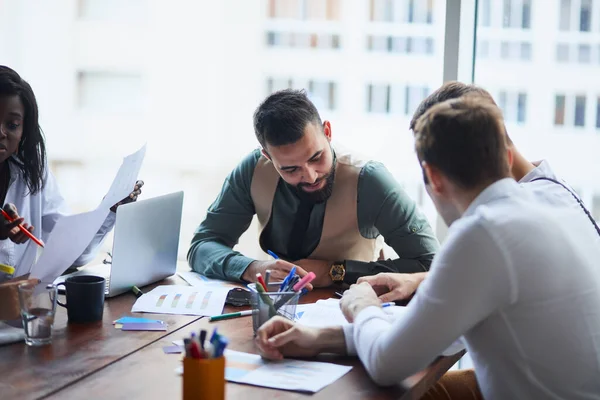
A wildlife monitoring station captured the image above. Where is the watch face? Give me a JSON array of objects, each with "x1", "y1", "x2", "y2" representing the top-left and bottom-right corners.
[{"x1": 331, "y1": 264, "x2": 344, "y2": 280}]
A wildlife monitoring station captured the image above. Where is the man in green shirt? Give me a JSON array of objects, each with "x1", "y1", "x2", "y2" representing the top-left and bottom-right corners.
[{"x1": 188, "y1": 89, "x2": 439, "y2": 287}]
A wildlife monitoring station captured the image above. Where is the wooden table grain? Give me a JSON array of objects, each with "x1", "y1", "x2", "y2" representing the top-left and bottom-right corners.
[
  {"x1": 48, "y1": 288, "x2": 464, "y2": 400},
  {"x1": 0, "y1": 276, "x2": 200, "y2": 400}
]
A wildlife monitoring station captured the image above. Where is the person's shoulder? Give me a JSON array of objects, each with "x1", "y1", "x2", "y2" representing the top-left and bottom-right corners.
[{"x1": 358, "y1": 161, "x2": 402, "y2": 196}]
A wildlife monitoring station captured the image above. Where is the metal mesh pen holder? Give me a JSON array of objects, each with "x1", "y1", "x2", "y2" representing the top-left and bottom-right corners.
[{"x1": 247, "y1": 282, "x2": 300, "y2": 334}]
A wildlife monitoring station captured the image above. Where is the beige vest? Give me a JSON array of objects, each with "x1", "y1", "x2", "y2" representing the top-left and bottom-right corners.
[{"x1": 250, "y1": 151, "x2": 381, "y2": 262}]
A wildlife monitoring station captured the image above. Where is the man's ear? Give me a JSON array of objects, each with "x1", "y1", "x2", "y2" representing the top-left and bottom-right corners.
[
  {"x1": 506, "y1": 146, "x2": 514, "y2": 171},
  {"x1": 323, "y1": 121, "x2": 332, "y2": 141},
  {"x1": 261, "y1": 148, "x2": 271, "y2": 160},
  {"x1": 423, "y1": 162, "x2": 444, "y2": 196}
]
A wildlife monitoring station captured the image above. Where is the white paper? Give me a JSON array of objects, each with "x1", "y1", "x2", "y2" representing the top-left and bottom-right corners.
[
  {"x1": 29, "y1": 208, "x2": 109, "y2": 283},
  {"x1": 28, "y1": 145, "x2": 146, "y2": 283},
  {"x1": 295, "y1": 299, "x2": 408, "y2": 328},
  {"x1": 99, "y1": 144, "x2": 147, "y2": 209},
  {"x1": 131, "y1": 285, "x2": 229, "y2": 316},
  {"x1": 223, "y1": 350, "x2": 352, "y2": 393},
  {"x1": 178, "y1": 271, "x2": 244, "y2": 289}
]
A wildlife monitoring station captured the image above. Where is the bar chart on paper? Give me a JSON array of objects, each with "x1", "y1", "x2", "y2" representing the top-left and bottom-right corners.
[{"x1": 132, "y1": 285, "x2": 230, "y2": 316}]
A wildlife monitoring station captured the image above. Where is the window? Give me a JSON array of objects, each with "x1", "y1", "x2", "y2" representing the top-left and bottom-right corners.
[
  {"x1": 498, "y1": 91, "x2": 527, "y2": 123},
  {"x1": 370, "y1": 0, "x2": 434, "y2": 24},
  {"x1": 404, "y1": 86, "x2": 428, "y2": 116},
  {"x1": 77, "y1": 71, "x2": 143, "y2": 113},
  {"x1": 554, "y1": 95, "x2": 566, "y2": 126},
  {"x1": 501, "y1": 41, "x2": 510, "y2": 59},
  {"x1": 559, "y1": 0, "x2": 571, "y2": 30},
  {"x1": 308, "y1": 80, "x2": 337, "y2": 110},
  {"x1": 479, "y1": 0, "x2": 491, "y2": 27},
  {"x1": 596, "y1": 97, "x2": 600, "y2": 128},
  {"x1": 478, "y1": 40, "x2": 490, "y2": 58},
  {"x1": 266, "y1": 32, "x2": 341, "y2": 49},
  {"x1": 580, "y1": 0, "x2": 592, "y2": 32},
  {"x1": 517, "y1": 93, "x2": 527, "y2": 123},
  {"x1": 557, "y1": 43, "x2": 570, "y2": 62},
  {"x1": 522, "y1": 0, "x2": 531, "y2": 29},
  {"x1": 503, "y1": 0, "x2": 512, "y2": 28},
  {"x1": 369, "y1": 35, "x2": 433, "y2": 55},
  {"x1": 367, "y1": 84, "x2": 390, "y2": 113},
  {"x1": 578, "y1": 44, "x2": 591, "y2": 63},
  {"x1": 575, "y1": 95, "x2": 586, "y2": 126},
  {"x1": 268, "y1": 0, "x2": 341, "y2": 20},
  {"x1": 520, "y1": 42, "x2": 532, "y2": 60}
]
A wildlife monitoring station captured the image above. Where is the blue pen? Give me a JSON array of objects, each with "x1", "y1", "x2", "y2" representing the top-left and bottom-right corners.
[
  {"x1": 382, "y1": 302, "x2": 395, "y2": 308},
  {"x1": 267, "y1": 250, "x2": 279, "y2": 259}
]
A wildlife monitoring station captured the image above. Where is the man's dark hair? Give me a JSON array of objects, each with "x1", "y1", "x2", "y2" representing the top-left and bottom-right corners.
[
  {"x1": 413, "y1": 95, "x2": 510, "y2": 190},
  {"x1": 410, "y1": 81, "x2": 496, "y2": 131},
  {"x1": 253, "y1": 89, "x2": 322, "y2": 149},
  {"x1": 0, "y1": 65, "x2": 46, "y2": 194}
]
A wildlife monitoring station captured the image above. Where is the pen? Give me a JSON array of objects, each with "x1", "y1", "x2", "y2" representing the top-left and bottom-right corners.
[
  {"x1": 209, "y1": 310, "x2": 255, "y2": 322},
  {"x1": 199, "y1": 329, "x2": 207, "y2": 350},
  {"x1": 335, "y1": 291, "x2": 344, "y2": 298},
  {"x1": 132, "y1": 285, "x2": 144, "y2": 298},
  {"x1": 267, "y1": 250, "x2": 279, "y2": 259},
  {"x1": 293, "y1": 271, "x2": 316, "y2": 292},
  {"x1": 256, "y1": 272, "x2": 268, "y2": 291},
  {"x1": 265, "y1": 269, "x2": 271, "y2": 287},
  {"x1": 1, "y1": 209, "x2": 45, "y2": 248},
  {"x1": 382, "y1": 302, "x2": 395, "y2": 308}
]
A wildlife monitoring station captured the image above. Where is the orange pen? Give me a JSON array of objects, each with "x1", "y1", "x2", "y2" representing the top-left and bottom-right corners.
[{"x1": 1, "y1": 209, "x2": 45, "y2": 248}]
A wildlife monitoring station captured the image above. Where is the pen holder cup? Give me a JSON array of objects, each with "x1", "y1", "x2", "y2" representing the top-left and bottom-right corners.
[
  {"x1": 248, "y1": 282, "x2": 300, "y2": 334},
  {"x1": 182, "y1": 356, "x2": 225, "y2": 400}
]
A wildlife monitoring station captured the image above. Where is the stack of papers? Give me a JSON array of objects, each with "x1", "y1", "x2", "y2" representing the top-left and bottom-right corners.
[
  {"x1": 113, "y1": 316, "x2": 167, "y2": 331},
  {"x1": 295, "y1": 298, "x2": 408, "y2": 327},
  {"x1": 178, "y1": 271, "x2": 244, "y2": 289},
  {"x1": 131, "y1": 285, "x2": 230, "y2": 317},
  {"x1": 175, "y1": 349, "x2": 352, "y2": 393}
]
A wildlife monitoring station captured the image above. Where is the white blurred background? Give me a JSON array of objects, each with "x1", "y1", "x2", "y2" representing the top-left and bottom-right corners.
[{"x1": 0, "y1": 0, "x2": 599, "y2": 263}]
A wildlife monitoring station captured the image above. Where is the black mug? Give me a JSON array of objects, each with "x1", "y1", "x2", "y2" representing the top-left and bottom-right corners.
[{"x1": 56, "y1": 275, "x2": 105, "y2": 323}]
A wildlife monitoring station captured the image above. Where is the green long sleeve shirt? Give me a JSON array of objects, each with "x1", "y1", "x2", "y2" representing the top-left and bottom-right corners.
[{"x1": 188, "y1": 149, "x2": 439, "y2": 283}]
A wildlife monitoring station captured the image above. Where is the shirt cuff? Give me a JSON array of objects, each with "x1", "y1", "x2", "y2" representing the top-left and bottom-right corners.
[
  {"x1": 342, "y1": 324, "x2": 357, "y2": 355},
  {"x1": 226, "y1": 255, "x2": 256, "y2": 282}
]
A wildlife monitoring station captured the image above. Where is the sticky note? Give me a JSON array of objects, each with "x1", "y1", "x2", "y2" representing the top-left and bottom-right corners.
[
  {"x1": 163, "y1": 345, "x2": 183, "y2": 354},
  {"x1": 121, "y1": 322, "x2": 167, "y2": 331},
  {"x1": 113, "y1": 317, "x2": 164, "y2": 325}
]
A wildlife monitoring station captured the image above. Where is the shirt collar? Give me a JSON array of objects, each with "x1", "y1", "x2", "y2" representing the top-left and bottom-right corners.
[
  {"x1": 463, "y1": 178, "x2": 521, "y2": 218},
  {"x1": 519, "y1": 159, "x2": 553, "y2": 183}
]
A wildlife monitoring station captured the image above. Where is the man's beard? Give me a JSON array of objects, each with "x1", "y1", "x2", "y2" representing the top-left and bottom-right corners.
[{"x1": 296, "y1": 163, "x2": 336, "y2": 204}]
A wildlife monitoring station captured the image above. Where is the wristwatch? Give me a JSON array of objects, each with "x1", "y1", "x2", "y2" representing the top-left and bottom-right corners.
[{"x1": 329, "y1": 261, "x2": 346, "y2": 283}]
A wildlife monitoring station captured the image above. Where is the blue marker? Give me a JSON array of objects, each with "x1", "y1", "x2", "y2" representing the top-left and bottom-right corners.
[
  {"x1": 267, "y1": 250, "x2": 279, "y2": 259},
  {"x1": 382, "y1": 302, "x2": 395, "y2": 308}
]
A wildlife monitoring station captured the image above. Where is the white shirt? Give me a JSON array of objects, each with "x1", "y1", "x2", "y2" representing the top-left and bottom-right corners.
[
  {"x1": 1, "y1": 161, "x2": 115, "y2": 276},
  {"x1": 343, "y1": 178, "x2": 600, "y2": 399}
]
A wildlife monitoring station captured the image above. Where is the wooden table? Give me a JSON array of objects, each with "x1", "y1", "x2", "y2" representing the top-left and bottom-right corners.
[{"x1": 1, "y1": 277, "x2": 463, "y2": 400}]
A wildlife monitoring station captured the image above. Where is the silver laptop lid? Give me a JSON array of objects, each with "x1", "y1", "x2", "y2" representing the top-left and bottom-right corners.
[{"x1": 106, "y1": 191, "x2": 184, "y2": 297}]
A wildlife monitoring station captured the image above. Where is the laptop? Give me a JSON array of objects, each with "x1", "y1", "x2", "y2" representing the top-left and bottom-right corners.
[{"x1": 54, "y1": 191, "x2": 184, "y2": 297}]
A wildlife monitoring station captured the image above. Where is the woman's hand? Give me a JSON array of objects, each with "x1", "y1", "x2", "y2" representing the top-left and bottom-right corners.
[
  {"x1": 0, "y1": 203, "x2": 34, "y2": 244},
  {"x1": 110, "y1": 180, "x2": 144, "y2": 212}
]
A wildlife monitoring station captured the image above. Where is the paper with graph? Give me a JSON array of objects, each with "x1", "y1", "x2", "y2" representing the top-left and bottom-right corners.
[{"x1": 131, "y1": 285, "x2": 229, "y2": 316}]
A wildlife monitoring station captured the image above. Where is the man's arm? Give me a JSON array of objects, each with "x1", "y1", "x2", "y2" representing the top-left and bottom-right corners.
[
  {"x1": 187, "y1": 151, "x2": 259, "y2": 281},
  {"x1": 345, "y1": 219, "x2": 513, "y2": 385},
  {"x1": 345, "y1": 162, "x2": 439, "y2": 283}
]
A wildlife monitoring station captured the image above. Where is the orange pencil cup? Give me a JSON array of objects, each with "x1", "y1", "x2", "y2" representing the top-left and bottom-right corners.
[{"x1": 183, "y1": 356, "x2": 226, "y2": 400}]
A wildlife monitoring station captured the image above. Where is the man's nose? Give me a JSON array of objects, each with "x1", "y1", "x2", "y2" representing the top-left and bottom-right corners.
[{"x1": 302, "y1": 168, "x2": 318, "y2": 184}]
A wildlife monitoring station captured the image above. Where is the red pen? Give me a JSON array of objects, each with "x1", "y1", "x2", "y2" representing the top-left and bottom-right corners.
[
  {"x1": 256, "y1": 273, "x2": 268, "y2": 292},
  {"x1": 0, "y1": 209, "x2": 45, "y2": 248}
]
